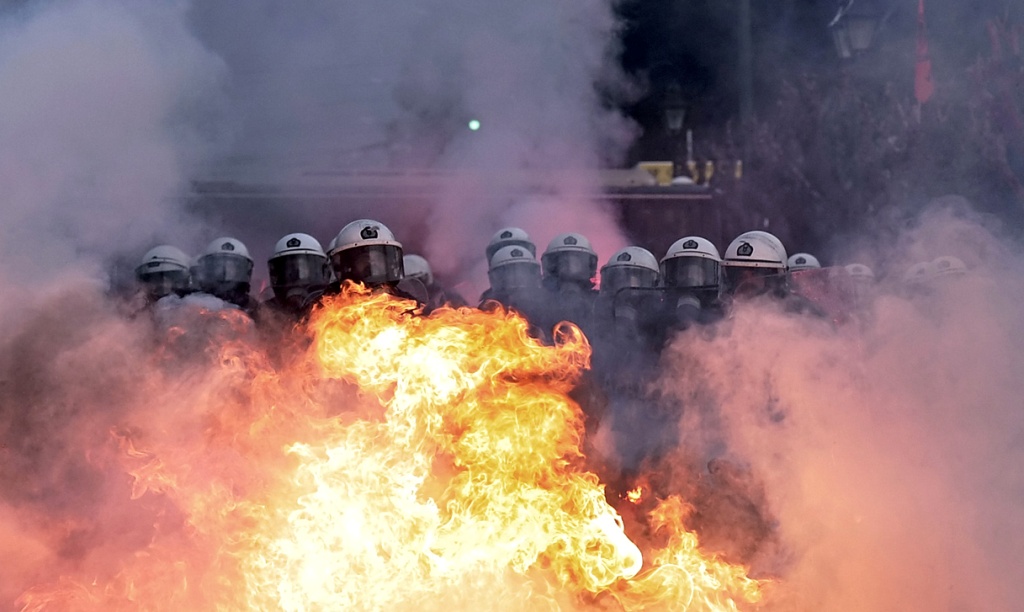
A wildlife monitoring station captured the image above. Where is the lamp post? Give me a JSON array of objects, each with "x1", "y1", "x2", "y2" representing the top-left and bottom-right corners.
[
  {"x1": 663, "y1": 82, "x2": 686, "y2": 134},
  {"x1": 828, "y1": 0, "x2": 882, "y2": 59},
  {"x1": 663, "y1": 82, "x2": 686, "y2": 177}
]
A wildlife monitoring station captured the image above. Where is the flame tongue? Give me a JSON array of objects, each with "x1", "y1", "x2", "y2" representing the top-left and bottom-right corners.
[
  {"x1": 18, "y1": 286, "x2": 763, "y2": 611},
  {"x1": 290, "y1": 289, "x2": 641, "y2": 605}
]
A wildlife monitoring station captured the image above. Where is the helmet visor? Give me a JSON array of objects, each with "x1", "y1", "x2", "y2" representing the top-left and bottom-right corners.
[
  {"x1": 138, "y1": 270, "x2": 190, "y2": 299},
  {"x1": 543, "y1": 251, "x2": 597, "y2": 283},
  {"x1": 199, "y1": 254, "x2": 253, "y2": 285},
  {"x1": 489, "y1": 262, "x2": 541, "y2": 294},
  {"x1": 662, "y1": 257, "x2": 721, "y2": 290},
  {"x1": 331, "y1": 245, "x2": 404, "y2": 286},
  {"x1": 600, "y1": 266, "x2": 659, "y2": 294},
  {"x1": 724, "y1": 266, "x2": 783, "y2": 296},
  {"x1": 269, "y1": 254, "x2": 329, "y2": 289}
]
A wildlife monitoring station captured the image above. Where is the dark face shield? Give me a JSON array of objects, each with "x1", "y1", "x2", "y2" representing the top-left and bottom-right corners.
[
  {"x1": 724, "y1": 266, "x2": 784, "y2": 298},
  {"x1": 331, "y1": 245, "x2": 404, "y2": 287},
  {"x1": 662, "y1": 257, "x2": 721, "y2": 291},
  {"x1": 489, "y1": 262, "x2": 541, "y2": 294},
  {"x1": 542, "y1": 251, "x2": 597, "y2": 284},
  {"x1": 270, "y1": 253, "x2": 329, "y2": 303},
  {"x1": 138, "y1": 270, "x2": 190, "y2": 300},
  {"x1": 197, "y1": 255, "x2": 253, "y2": 299},
  {"x1": 600, "y1": 266, "x2": 659, "y2": 295},
  {"x1": 199, "y1": 254, "x2": 253, "y2": 285}
]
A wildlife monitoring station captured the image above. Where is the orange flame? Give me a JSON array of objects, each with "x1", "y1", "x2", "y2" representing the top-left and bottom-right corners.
[
  {"x1": 626, "y1": 486, "x2": 645, "y2": 505},
  {"x1": 18, "y1": 285, "x2": 765, "y2": 611}
]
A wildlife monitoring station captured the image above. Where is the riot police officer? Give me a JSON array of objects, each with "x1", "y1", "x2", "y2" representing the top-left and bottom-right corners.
[
  {"x1": 660, "y1": 236, "x2": 726, "y2": 330},
  {"x1": 326, "y1": 219, "x2": 427, "y2": 304},
  {"x1": 485, "y1": 227, "x2": 537, "y2": 263},
  {"x1": 593, "y1": 245, "x2": 663, "y2": 347},
  {"x1": 135, "y1": 245, "x2": 191, "y2": 304},
  {"x1": 194, "y1": 237, "x2": 257, "y2": 315},
  {"x1": 403, "y1": 253, "x2": 467, "y2": 312},
  {"x1": 721, "y1": 230, "x2": 788, "y2": 300},
  {"x1": 263, "y1": 233, "x2": 331, "y2": 318},
  {"x1": 538, "y1": 232, "x2": 600, "y2": 338}
]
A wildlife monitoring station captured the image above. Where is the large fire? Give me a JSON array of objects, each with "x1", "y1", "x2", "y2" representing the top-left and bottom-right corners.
[{"x1": 16, "y1": 286, "x2": 764, "y2": 611}]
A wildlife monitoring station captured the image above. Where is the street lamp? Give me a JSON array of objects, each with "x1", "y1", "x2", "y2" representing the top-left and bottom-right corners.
[
  {"x1": 663, "y1": 82, "x2": 686, "y2": 135},
  {"x1": 662, "y1": 82, "x2": 686, "y2": 180},
  {"x1": 829, "y1": 0, "x2": 881, "y2": 59}
]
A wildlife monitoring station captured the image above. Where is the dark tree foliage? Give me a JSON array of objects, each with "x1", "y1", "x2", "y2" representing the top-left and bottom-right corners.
[
  {"x1": 726, "y1": 13, "x2": 1024, "y2": 255},
  {"x1": 619, "y1": 0, "x2": 1023, "y2": 255}
]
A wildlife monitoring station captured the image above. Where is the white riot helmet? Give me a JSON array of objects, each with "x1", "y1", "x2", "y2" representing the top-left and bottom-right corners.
[
  {"x1": 787, "y1": 253, "x2": 821, "y2": 270},
  {"x1": 845, "y1": 263, "x2": 876, "y2": 306},
  {"x1": 268, "y1": 233, "x2": 329, "y2": 304},
  {"x1": 722, "y1": 230, "x2": 787, "y2": 295},
  {"x1": 196, "y1": 237, "x2": 254, "y2": 300},
  {"x1": 403, "y1": 254, "x2": 433, "y2": 285},
  {"x1": 931, "y1": 255, "x2": 967, "y2": 278},
  {"x1": 327, "y1": 219, "x2": 404, "y2": 287},
  {"x1": 845, "y1": 263, "x2": 875, "y2": 282},
  {"x1": 136, "y1": 245, "x2": 190, "y2": 300},
  {"x1": 486, "y1": 227, "x2": 537, "y2": 263},
  {"x1": 600, "y1": 246, "x2": 659, "y2": 295},
  {"x1": 541, "y1": 232, "x2": 598, "y2": 286},
  {"x1": 488, "y1": 245, "x2": 542, "y2": 294},
  {"x1": 660, "y1": 236, "x2": 722, "y2": 292}
]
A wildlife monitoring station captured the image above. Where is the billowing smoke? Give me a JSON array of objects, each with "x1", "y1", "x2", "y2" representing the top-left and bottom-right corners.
[
  {"x1": 2, "y1": 0, "x2": 1022, "y2": 609},
  {"x1": 186, "y1": 0, "x2": 635, "y2": 294},
  {"x1": 0, "y1": 8, "x2": 225, "y2": 598},
  {"x1": 644, "y1": 203, "x2": 1024, "y2": 610},
  {"x1": 0, "y1": 0, "x2": 224, "y2": 286}
]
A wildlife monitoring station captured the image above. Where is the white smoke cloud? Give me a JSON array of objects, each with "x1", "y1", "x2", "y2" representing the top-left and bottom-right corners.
[
  {"x1": 651, "y1": 206, "x2": 1024, "y2": 610},
  {"x1": 0, "y1": 0, "x2": 225, "y2": 284}
]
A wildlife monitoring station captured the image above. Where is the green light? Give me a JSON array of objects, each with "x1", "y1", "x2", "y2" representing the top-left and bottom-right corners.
[{"x1": 468, "y1": 119, "x2": 481, "y2": 131}]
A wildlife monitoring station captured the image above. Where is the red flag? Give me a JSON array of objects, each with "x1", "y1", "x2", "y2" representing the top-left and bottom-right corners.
[{"x1": 915, "y1": 0, "x2": 935, "y2": 104}]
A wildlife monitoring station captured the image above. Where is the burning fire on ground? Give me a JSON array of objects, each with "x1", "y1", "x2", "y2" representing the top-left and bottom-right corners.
[{"x1": 15, "y1": 286, "x2": 764, "y2": 611}]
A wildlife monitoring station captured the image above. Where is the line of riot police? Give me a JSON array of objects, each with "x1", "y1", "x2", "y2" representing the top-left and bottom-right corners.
[
  {"x1": 476, "y1": 226, "x2": 862, "y2": 353},
  {"x1": 130, "y1": 216, "x2": 970, "y2": 358},
  {"x1": 130, "y1": 219, "x2": 464, "y2": 325}
]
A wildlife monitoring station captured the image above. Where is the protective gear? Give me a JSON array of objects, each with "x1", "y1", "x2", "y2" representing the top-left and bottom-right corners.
[
  {"x1": 541, "y1": 232, "x2": 598, "y2": 286},
  {"x1": 196, "y1": 237, "x2": 254, "y2": 304},
  {"x1": 485, "y1": 227, "x2": 536, "y2": 263},
  {"x1": 135, "y1": 245, "x2": 190, "y2": 301},
  {"x1": 268, "y1": 233, "x2": 330, "y2": 307},
  {"x1": 724, "y1": 231, "x2": 787, "y2": 268},
  {"x1": 661, "y1": 236, "x2": 722, "y2": 292},
  {"x1": 328, "y1": 219, "x2": 404, "y2": 287},
  {"x1": 842, "y1": 263, "x2": 876, "y2": 312},
  {"x1": 845, "y1": 263, "x2": 875, "y2": 282},
  {"x1": 488, "y1": 245, "x2": 542, "y2": 295},
  {"x1": 787, "y1": 253, "x2": 821, "y2": 270},
  {"x1": 931, "y1": 255, "x2": 966, "y2": 278},
  {"x1": 403, "y1": 254, "x2": 433, "y2": 285},
  {"x1": 722, "y1": 231, "x2": 787, "y2": 296},
  {"x1": 600, "y1": 246, "x2": 659, "y2": 295}
]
